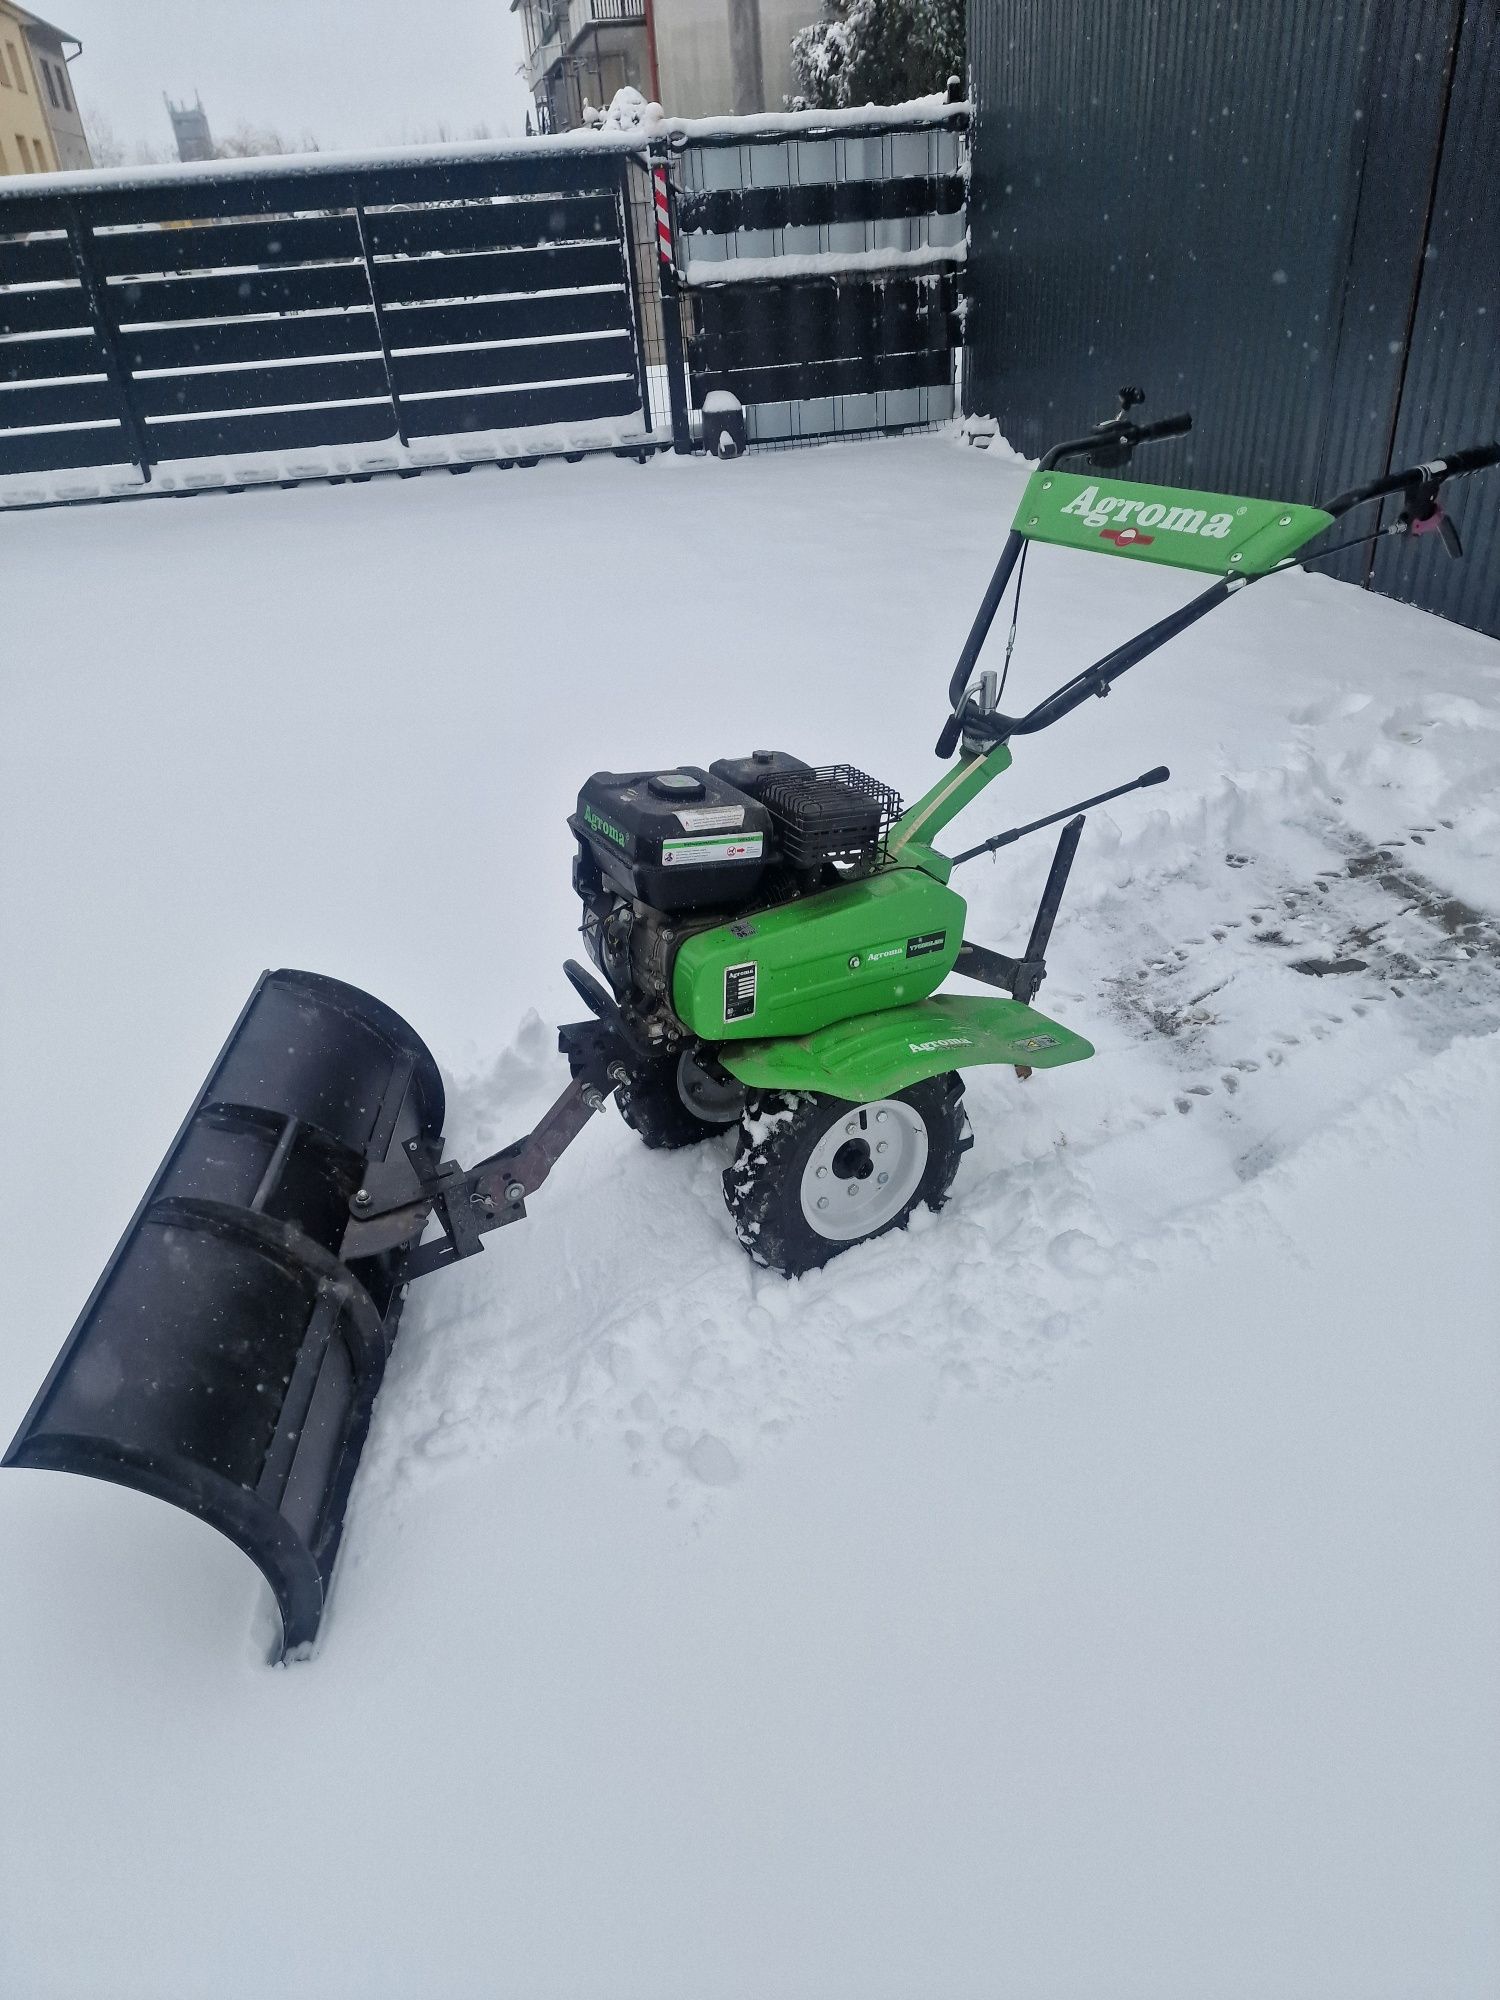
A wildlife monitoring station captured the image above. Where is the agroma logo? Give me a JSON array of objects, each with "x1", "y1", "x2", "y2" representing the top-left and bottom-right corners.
[
  {"x1": 582, "y1": 802, "x2": 628, "y2": 847},
  {"x1": 1060, "y1": 485, "x2": 1237, "y2": 541}
]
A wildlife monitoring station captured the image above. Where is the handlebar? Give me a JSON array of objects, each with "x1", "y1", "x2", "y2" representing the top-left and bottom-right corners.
[
  {"x1": 1040, "y1": 410, "x2": 1193, "y2": 472},
  {"x1": 1323, "y1": 439, "x2": 1500, "y2": 517},
  {"x1": 1133, "y1": 412, "x2": 1193, "y2": 444},
  {"x1": 1438, "y1": 441, "x2": 1500, "y2": 477}
]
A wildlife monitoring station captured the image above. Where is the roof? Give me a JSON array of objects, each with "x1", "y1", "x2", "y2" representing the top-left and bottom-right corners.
[{"x1": 9, "y1": 6, "x2": 82, "y2": 46}]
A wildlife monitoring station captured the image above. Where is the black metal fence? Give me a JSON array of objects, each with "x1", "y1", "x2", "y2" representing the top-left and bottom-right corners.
[
  {"x1": 0, "y1": 148, "x2": 648, "y2": 485},
  {"x1": 0, "y1": 106, "x2": 969, "y2": 503}
]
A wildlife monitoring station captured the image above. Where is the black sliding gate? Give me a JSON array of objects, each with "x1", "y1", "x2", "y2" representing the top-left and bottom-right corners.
[{"x1": 0, "y1": 148, "x2": 649, "y2": 485}]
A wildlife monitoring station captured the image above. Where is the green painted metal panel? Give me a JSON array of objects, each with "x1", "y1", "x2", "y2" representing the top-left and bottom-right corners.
[
  {"x1": 672, "y1": 867, "x2": 966, "y2": 1041},
  {"x1": 718, "y1": 994, "x2": 1095, "y2": 1102},
  {"x1": 889, "y1": 740, "x2": 1013, "y2": 861},
  {"x1": 1012, "y1": 468, "x2": 1332, "y2": 575}
]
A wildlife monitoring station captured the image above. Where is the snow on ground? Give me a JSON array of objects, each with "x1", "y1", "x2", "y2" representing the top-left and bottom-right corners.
[{"x1": 1, "y1": 433, "x2": 1497, "y2": 1998}]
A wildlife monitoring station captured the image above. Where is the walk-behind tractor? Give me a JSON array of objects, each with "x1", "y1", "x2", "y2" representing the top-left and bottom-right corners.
[{"x1": 9, "y1": 401, "x2": 1496, "y2": 1655}]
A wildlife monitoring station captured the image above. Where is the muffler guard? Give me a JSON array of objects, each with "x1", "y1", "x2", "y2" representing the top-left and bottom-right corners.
[{"x1": 4, "y1": 969, "x2": 444, "y2": 1656}]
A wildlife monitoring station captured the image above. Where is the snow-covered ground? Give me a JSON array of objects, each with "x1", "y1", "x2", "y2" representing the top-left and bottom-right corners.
[{"x1": 1, "y1": 432, "x2": 1496, "y2": 1998}]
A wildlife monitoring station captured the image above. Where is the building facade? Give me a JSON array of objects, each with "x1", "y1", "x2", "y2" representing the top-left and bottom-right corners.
[
  {"x1": 0, "y1": 5, "x2": 88, "y2": 173},
  {"x1": 18, "y1": 6, "x2": 87, "y2": 167},
  {"x1": 515, "y1": 0, "x2": 650, "y2": 134},
  {"x1": 514, "y1": 0, "x2": 819, "y2": 130}
]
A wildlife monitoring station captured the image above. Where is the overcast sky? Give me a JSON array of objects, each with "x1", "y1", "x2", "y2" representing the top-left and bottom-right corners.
[{"x1": 52, "y1": 1, "x2": 534, "y2": 157}]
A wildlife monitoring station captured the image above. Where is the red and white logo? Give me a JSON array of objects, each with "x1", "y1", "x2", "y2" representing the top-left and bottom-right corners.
[{"x1": 1100, "y1": 525, "x2": 1155, "y2": 548}]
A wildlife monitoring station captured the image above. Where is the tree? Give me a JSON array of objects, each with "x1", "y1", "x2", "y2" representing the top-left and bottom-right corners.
[
  {"x1": 790, "y1": 0, "x2": 963, "y2": 110},
  {"x1": 213, "y1": 124, "x2": 320, "y2": 159}
]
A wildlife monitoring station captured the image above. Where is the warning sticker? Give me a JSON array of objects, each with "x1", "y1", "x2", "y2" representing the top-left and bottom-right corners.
[
  {"x1": 676, "y1": 805, "x2": 746, "y2": 833},
  {"x1": 662, "y1": 833, "x2": 764, "y2": 868},
  {"x1": 724, "y1": 961, "x2": 757, "y2": 1022}
]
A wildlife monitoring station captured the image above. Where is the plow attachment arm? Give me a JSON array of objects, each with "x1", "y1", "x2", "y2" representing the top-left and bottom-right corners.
[{"x1": 4, "y1": 970, "x2": 621, "y2": 1658}]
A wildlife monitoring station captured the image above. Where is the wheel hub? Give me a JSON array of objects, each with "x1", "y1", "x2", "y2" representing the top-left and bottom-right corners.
[
  {"x1": 798, "y1": 1099, "x2": 929, "y2": 1242},
  {"x1": 676, "y1": 1049, "x2": 745, "y2": 1125}
]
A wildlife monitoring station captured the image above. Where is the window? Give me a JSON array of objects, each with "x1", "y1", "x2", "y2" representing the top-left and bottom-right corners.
[
  {"x1": 8, "y1": 42, "x2": 27, "y2": 92},
  {"x1": 16, "y1": 132, "x2": 32, "y2": 170},
  {"x1": 54, "y1": 61, "x2": 70, "y2": 112},
  {"x1": 41, "y1": 57, "x2": 59, "y2": 109},
  {"x1": 0, "y1": 44, "x2": 10, "y2": 86}
]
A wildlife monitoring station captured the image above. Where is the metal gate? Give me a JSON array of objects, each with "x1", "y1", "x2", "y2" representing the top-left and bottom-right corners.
[
  {"x1": 0, "y1": 146, "x2": 651, "y2": 489},
  {"x1": 0, "y1": 107, "x2": 971, "y2": 504}
]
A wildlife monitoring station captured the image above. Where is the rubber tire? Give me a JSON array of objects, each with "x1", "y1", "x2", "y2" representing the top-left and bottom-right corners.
[
  {"x1": 723, "y1": 1074, "x2": 968, "y2": 1276},
  {"x1": 616, "y1": 1054, "x2": 739, "y2": 1151}
]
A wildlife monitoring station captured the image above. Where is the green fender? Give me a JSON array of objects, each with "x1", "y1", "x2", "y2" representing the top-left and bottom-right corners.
[{"x1": 716, "y1": 994, "x2": 1094, "y2": 1104}]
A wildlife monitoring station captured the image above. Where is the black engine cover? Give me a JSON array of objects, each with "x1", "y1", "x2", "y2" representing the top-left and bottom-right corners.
[{"x1": 572, "y1": 766, "x2": 772, "y2": 913}]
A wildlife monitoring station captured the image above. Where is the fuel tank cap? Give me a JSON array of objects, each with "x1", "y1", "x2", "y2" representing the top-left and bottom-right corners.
[{"x1": 648, "y1": 771, "x2": 706, "y2": 800}]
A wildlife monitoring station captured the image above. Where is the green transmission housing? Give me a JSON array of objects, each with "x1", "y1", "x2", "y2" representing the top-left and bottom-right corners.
[{"x1": 672, "y1": 866, "x2": 966, "y2": 1040}]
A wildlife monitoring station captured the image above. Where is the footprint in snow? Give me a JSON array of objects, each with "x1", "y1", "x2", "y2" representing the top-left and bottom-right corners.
[
  {"x1": 1047, "y1": 1228, "x2": 1113, "y2": 1278},
  {"x1": 663, "y1": 1428, "x2": 740, "y2": 1486}
]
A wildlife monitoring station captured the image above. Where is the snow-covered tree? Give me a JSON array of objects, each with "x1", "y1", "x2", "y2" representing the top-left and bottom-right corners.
[{"x1": 790, "y1": 0, "x2": 963, "y2": 110}]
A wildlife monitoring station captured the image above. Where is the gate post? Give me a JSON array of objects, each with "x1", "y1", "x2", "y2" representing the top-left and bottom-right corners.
[{"x1": 649, "y1": 150, "x2": 693, "y2": 454}]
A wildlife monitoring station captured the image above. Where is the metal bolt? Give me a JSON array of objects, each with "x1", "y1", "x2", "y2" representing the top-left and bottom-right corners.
[
  {"x1": 607, "y1": 1062, "x2": 629, "y2": 1085},
  {"x1": 582, "y1": 1085, "x2": 604, "y2": 1111},
  {"x1": 1279, "y1": 514, "x2": 1292, "y2": 526},
  {"x1": 505, "y1": 1181, "x2": 525, "y2": 1204},
  {"x1": 846, "y1": 1121, "x2": 858, "y2": 1135},
  {"x1": 817, "y1": 1196, "x2": 828, "y2": 1210},
  {"x1": 352, "y1": 1188, "x2": 372, "y2": 1208},
  {"x1": 848, "y1": 1184, "x2": 859, "y2": 1197},
  {"x1": 848, "y1": 954, "x2": 861, "y2": 969},
  {"x1": 877, "y1": 1172, "x2": 889, "y2": 1185},
  {"x1": 875, "y1": 1110, "x2": 887, "y2": 1123},
  {"x1": 876, "y1": 1141, "x2": 888, "y2": 1154},
  {"x1": 816, "y1": 1165, "x2": 828, "y2": 1178}
]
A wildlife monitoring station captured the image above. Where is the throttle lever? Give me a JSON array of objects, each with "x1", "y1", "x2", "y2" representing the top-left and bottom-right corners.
[{"x1": 1403, "y1": 480, "x2": 1464, "y2": 559}]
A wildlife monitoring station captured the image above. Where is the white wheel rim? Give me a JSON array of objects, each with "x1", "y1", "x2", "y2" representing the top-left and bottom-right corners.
[{"x1": 798, "y1": 1098, "x2": 929, "y2": 1242}]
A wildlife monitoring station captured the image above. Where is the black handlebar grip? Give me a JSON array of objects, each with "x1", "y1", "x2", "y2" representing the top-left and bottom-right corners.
[
  {"x1": 1139, "y1": 765, "x2": 1171, "y2": 786},
  {"x1": 1439, "y1": 441, "x2": 1500, "y2": 476},
  {"x1": 1137, "y1": 413, "x2": 1193, "y2": 443},
  {"x1": 935, "y1": 711, "x2": 964, "y2": 759}
]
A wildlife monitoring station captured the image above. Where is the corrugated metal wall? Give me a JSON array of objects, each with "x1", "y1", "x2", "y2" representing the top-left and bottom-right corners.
[
  {"x1": 1369, "y1": 0, "x2": 1500, "y2": 630},
  {"x1": 966, "y1": 0, "x2": 1500, "y2": 635}
]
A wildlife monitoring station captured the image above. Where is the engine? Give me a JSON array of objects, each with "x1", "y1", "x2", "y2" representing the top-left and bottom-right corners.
[
  {"x1": 570, "y1": 755, "x2": 791, "y2": 1045},
  {"x1": 570, "y1": 751, "x2": 901, "y2": 1047}
]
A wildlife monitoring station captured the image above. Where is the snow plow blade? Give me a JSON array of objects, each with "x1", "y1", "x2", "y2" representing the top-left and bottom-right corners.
[{"x1": 3, "y1": 969, "x2": 444, "y2": 1657}]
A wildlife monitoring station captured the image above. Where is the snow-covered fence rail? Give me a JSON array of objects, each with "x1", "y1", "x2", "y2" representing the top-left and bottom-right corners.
[
  {"x1": 671, "y1": 102, "x2": 967, "y2": 445},
  {"x1": 0, "y1": 145, "x2": 653, "y2": 489}
]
